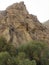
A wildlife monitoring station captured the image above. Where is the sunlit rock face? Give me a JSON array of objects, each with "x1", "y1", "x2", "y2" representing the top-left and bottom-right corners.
[{"x1": 0, "y1": 1, "x2": 49, "y2": 46}]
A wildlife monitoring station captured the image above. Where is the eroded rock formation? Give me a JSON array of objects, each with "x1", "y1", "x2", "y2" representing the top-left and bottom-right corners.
[{"x1": 0, "y1": 2, "x2": 49, "y2": 46}]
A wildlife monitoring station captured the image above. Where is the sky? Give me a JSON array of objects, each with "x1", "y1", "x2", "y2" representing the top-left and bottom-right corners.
[{"x1": 0, "y1": 0, "x2": 49, "y2": 23}]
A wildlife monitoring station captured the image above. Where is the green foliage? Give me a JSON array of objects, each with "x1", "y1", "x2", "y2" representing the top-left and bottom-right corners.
[
  {"x1": 17, "y1": 52, "x2": 26, "y2": 60},
  {"x1": 0, "y1": 37, "x2": 7, "y2": 52},
  {"x1": 15, "y1": 52, "x2": 36, "y2": 65},
  {"x1": 18, "y1": 59, "x2": 36, "y2": 65},
  {"x1": 18, "y1": 41, "x2": 48, "y2": 65},
  {"x1": 0, "y1": 52, "x2": 17, "y2": 65},
  {"x1": 40, "y1": 48, "x2": 49, "y2": 65},
  {"x1": 6, "y1": 43, "x2": 17, "y2": 56},
  {"x1": 0, "y1": 52, "x2": 10, "y2": 65},
  {"x1": 0, "y1": 37, "x2": 49, "y2": 65}
]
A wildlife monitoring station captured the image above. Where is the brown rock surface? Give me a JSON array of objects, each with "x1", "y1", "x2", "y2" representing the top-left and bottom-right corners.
[{"x1": 0, "y1": 1, "x2": 49, "y2": 46}]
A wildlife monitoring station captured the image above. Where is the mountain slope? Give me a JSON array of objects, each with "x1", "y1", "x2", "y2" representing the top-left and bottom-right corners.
[
  {"x1": 43, "y1": 20, "x2": 49, "y2": 29},
  {"x1": 0, "y1": 2, "x2": 49, "y2": 46}
]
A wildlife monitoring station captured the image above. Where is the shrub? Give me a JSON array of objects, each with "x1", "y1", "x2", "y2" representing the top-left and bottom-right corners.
[
  {"x1": 18, "y1": 59, "x2": 36, "y2": 65},
  {"x1": 0, "y1": 52, "x2": 11, "y2": 65},
  {"x1": 0, "y1": 37, "x2": 49, "y2": 65},
  {"x1": 0, "y1": 37, "x2": 7, "y2": 52},
  {"x1": 17, "y1": 41, "x2": 48, "y2": 65},
  {"x1": 6, "y1": 43, "x2": 17, "y2": 56}
]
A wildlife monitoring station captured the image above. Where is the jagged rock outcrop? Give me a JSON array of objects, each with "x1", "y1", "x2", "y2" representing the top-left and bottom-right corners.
[{"x1": 0, "y1": 1, "x2": 49, "y2": 46}]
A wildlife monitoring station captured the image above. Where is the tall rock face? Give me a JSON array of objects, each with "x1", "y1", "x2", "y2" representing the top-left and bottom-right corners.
[{"x1": 0, "y1": 2, "x2": 49, "y2": 46}]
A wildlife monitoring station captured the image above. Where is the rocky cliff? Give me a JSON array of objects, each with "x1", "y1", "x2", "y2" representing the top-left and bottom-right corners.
[{"x1": 0, "y1": 2, "x2": 49, "y2": 46}]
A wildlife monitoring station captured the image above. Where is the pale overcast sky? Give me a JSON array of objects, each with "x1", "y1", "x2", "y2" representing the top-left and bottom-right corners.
[{"x1": 0, "y1": 0, "x2": 49, "y2": 23}]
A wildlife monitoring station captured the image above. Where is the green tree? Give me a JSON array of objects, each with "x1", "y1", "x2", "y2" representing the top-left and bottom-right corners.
[
  {"x1": 0, "y1": 37, "x2": 7, "y2": 52},
  {"x1": 15, "y1": 52, "x2": 36, "y2": 65},
  {"x1": 0, "y1": 52, "x2": 16, "y2": 65},
  {"x1": 18, "y1": 59, "x2": 36, "y2": 65},
  {"x1": 15, "y1": 52, "x2": 26, "y2": 64},
  {"x1": 0, "y1": 52, "x2": 10, "y2": 65},
  {"x1": 41, "y1": 48, "x2": 49, "y2": 65},
  {"x1": 18, "y1": 41, "x2": 48, "y2": 65},
  {"x1": 6, "y1": 43, "x2": 17, "y2": 56}
]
